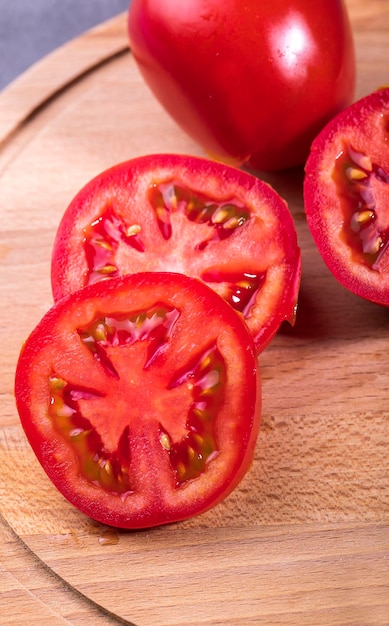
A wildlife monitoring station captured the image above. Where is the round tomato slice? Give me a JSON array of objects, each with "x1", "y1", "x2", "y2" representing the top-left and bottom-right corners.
[
  {"x1": 304, "y1": 88, "x2": 389, "y2": 305},
  {"x1": 15, "y1": 272, "x2": 260, "y2": 529},
  {"x1": 51, "y1": 154, "x2": 301, "y2": 353}
]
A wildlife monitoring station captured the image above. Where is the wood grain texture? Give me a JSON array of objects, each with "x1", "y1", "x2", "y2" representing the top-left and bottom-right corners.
[
  {"x1": 0, "y1": 522, "x2": 128, "y2": 626},
  {"x1": 0, "y1": 1, "x2": 388, "y2": 624}
]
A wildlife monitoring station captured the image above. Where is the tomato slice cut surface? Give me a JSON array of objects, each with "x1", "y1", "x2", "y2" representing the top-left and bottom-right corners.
[
  {"x1": 51, "y1": 154, "x2": 301, "y2": 352},
  {"x1": 15, "y1": 272, "x2": 260, "y2": 529},
  {"x1": 304, "y1": 87, "x2": 389, "y2": 305}
]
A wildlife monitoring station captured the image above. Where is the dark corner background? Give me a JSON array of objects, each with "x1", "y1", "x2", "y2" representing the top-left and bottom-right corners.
[{"x1": 0, "y1": 0, "x2": 132, "y2": 91}]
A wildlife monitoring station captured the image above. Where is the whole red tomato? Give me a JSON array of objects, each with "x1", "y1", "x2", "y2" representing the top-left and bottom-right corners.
[{"x1": 128, "y1": 0, "x2": 355, "y2": 172}]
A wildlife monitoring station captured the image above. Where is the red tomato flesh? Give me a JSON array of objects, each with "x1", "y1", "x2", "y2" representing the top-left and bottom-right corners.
[
  {"x1": 15, "y1": 272, "x2": 260, "y2": 529},
  {"x1": 304, "y1": 88, "x2": 389, "y2": 305},
  {"x1": 128, "y1": 0, "x2": 355, "y2": 171},
  {"x1": 51, "y1": 154, "x2": 301, "y2": 353}
]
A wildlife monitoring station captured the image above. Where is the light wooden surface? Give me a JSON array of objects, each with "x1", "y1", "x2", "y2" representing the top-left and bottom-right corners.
[{"x1": 0, "y1": 3, "x2": 388, "y2": 624}]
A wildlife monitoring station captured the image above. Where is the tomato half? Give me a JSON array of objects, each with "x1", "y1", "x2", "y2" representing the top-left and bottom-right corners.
[
  {"x1": 304, "y1": 88, "x2": 389, "y2": 306},
  {"x1": 128, "y1": 0, "x2": 355, "y2": 172},
  {"x1": 51, "y1": 154, "x2": 301, "y2": 353},
  {"x1": 15, "y1": 272, "x2": 260, "y2": 529}
]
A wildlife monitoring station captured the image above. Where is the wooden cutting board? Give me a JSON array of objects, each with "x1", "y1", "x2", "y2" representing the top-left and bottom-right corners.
[{"x1": 0, "y1": 3, "x2": 388, "y2": 625}]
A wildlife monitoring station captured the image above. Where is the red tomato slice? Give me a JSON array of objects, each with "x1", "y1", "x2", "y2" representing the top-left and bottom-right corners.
[
  {"x1": 304, "y1": 87, "x2": 389, "y2": 305},
  {"x1": 51, "y1": 154, "x2": 301, "y2": 353},
  {"x1": 15, "y1": 272, "x2": 260, "y2": 529}
]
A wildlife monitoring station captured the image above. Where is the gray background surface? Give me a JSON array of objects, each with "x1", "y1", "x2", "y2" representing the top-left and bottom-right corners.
[{"x1": 0, "y1": 1, "x2": 131, "y2": 91}]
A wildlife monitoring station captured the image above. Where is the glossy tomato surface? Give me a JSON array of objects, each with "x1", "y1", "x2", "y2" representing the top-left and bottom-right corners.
[
  {"x1": 304, "y1": 88, "x2": 389, "y2": 305},
  {"x1": 51, "y1": 154, "x2": 301, "y2": 353},
  {"x1": 128, "y1": 0, "x2": 355, "y2": 172},
  {"x1": 15, "y1": 272, "x2": 260, "y2": 529}
]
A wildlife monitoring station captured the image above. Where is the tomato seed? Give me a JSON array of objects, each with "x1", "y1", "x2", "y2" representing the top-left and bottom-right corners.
[
  {"x1": 347, "y1": 145, "x2": 373, "y2": 172},
  {"x1": 351, "y1": 210, "x2": 375, "y2": 232},
  {"x1": 159, "y1": 432, "x2": 171, "y2": 451},
  {"x1": 346, "y1": 166, "x2": 368, "y2": 181}
]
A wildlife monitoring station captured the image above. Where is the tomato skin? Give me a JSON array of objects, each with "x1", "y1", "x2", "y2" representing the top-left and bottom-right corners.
[
  {"x1": 304, "y1": 88, "x2": 389, "y2": 306},
  {"x1": 128, "y1": 0, "x2": 355, "y2": 172},
  {"x1": 51, "y1": 153, "x2": 301, "y2": 353},
  {"x1": 15, "y1": 272, "x2": 260, "y2": 529}
]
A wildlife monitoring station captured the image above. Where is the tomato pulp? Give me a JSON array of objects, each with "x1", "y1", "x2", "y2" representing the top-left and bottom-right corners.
[
  {"x1": 304, "y1": 87, "x2": 389, "y2": 305},
  {"x1": 51, "y1": 154, "x2": 301, "y2": 353},
  {"x1": 15, "y1": 272, "x2": 260, "y2": 529},
  {"x1": 128, "y1": 0, "x2": 355, "y2": 171}
]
